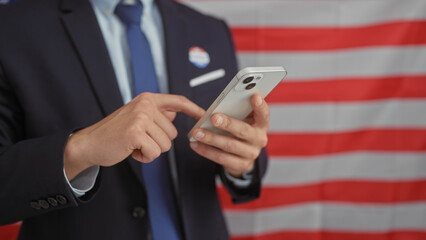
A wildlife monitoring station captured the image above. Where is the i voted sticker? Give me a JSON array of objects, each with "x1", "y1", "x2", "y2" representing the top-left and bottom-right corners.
[{"x1": 189, "y1": 47, "x2": 210, "y2": 68}]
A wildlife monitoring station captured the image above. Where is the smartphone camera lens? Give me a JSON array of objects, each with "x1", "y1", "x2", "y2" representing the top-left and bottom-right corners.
[
  {"x1": 245, "y1": 83, "x2": 256, "y2": 90},
  {"x1": 243, "y1": 76, "x2": 254, "y2": 84}
]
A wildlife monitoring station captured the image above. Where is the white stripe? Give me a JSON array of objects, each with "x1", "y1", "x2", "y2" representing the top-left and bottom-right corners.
[
  {"x1": 269, "y1": 100, "x2": 426, "y2": 132},
  {"x1": 189, "y1": 68, "x2": 225, "y2": 87},
  {"x1": 238, "y1": 46, "x2": 426, "y2": 80},
  {"x1": 181, "y1": 0, "x2": 426, "y2": 27},
  {"x1": 218, "y1": 152, "x2": 426, "y2": 187},
  {"x1": 225, "y1": 202, "x2": 426, "y2": 235},
  {"x1": 263, "y1": 152, "x2": 426, "y2": 186}
]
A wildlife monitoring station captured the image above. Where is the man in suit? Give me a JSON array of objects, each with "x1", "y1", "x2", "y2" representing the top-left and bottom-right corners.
[{"x1": 0, "y1": 0, "x2": 269, "y2": 239}]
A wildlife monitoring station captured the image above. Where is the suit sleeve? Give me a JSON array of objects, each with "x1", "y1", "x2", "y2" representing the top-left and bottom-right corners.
[
  {"x1": 0, "y1": 63, "x2": 100, "y2": 225},
  {"x1": 219, "y1": 150, "x2": 268, "y2": 204},
  {"x1": 216, "y1": 20, "x2": 269, "y2": 203}
]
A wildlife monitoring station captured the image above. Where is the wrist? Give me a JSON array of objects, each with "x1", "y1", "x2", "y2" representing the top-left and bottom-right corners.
[
  {"x1": 63, "y1": 132, "x2": 93, "y2": 181},
  {"x1": 225, "y1": 162, "x2": 255, "y2": 179}
]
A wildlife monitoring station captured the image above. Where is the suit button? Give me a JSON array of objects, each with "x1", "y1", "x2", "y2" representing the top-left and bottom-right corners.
[
  {"x1": 56, "y1": 195, "x2": 68, "y2": 205},
  {"x1": 132, "y1": 207, "x2": 146, "y2": 219},
  {"x1": 38, "y1": 200, "x2": 50, "y2": 209},
  {"x1": 47, "y1": 197, "x2": 58, "y2": 207},
  {"x1": 30, "y1": 201, "x2": 41, "y2": 210}
]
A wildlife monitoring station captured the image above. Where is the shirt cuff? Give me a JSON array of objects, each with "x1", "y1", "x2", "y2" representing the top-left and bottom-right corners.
[
  {"x1": 63, "y1": 165, "x2": 100, "y2": 197},
  {"x1": 224, "y1": 169, "x2": 254, "y2": 188}
]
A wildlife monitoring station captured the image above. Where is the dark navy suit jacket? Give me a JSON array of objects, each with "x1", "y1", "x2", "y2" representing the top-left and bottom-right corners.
[{"x1": 0, "y1": 0, "x2": 268, "y2": 239}]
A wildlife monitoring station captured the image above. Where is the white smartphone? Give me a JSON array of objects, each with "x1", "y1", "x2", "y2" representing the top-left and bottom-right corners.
[{"x1": 188, "y1": 66, "x2": 287, "y2": 141}]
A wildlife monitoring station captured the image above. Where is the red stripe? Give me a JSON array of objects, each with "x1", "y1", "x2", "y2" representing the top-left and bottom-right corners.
[
  {"x1": 267, "y1": 129, "x2": 426, "y2": 156},
  {"x1": 218, "y1": 180, "x2": 426, "y2": 210},
  {"x1": 266, "y1": 75, "x2": 426, "y2": 103},
  {"x1": 231, "y1": 231, "x2": 426, "y2": 240},
  {"x1": 231, "y1": 21, "x2": 426, "y2": 51},
  {"x1": 0, "y1": 223, "x2": 20, "y2": 240}
]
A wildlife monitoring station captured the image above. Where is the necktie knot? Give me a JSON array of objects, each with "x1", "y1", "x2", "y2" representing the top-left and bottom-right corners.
[{"x1": 115, "y1": 2, "x2": 143, "y2": 26}]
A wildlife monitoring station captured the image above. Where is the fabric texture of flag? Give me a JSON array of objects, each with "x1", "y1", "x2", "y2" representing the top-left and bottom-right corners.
[{"x1": 181, "y1": 0, "x2": 426, "y2": 239}]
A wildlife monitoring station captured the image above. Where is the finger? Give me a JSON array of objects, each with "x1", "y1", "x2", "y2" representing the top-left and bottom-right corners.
[
  {"x1": 210, "y1": 113, "x2": 256, "y2": 141},
  {"x1": 154, "y1": 94, "x2": 205, "y2": 120},
  {"x1": 146, "y1": 123, "x2": 172, "y2": 153},
  {"x1": 131, "y1": 150, "x2": 144, "y2": 162},
  {"x1": 243, "y1": 111, "x2": 255, "y2": 125},
  {"x1": 162, "y1": 111, "x2": 176, "y2": 121},
  {"x1": 250, "y1": 94, "x2": 270, "y2": 130},
  {"x1": 132, "y1": 134, "x2": 161, "y2": 163},
  {"x1": 154, "y1": 110, "x2": 178, "y2": 140},
  {"x1": 192, "y1": 128, "x2": 260, "y2": 160},
  {"x1": 189, "y1": 141, "x2": 254, "y2": 177}
]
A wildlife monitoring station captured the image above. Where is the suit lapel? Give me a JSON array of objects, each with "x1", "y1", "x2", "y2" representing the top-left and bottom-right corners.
[
  {"x1": 156, "y1": 0, "x2": 193, "y2": 238},
  {"x1": 60, "y1": 0, "x2": 123, "y2": 116},
  {"x1": 157, "y1": 0, "x2": 190, "y2": 98},
  {"x1": 156, "y1": 0, "x2": 190, "y2": 177}
]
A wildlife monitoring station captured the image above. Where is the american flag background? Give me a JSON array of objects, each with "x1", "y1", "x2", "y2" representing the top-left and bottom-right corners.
[
  {"x1": 181, "y1": 0, "x2": 426, "y2": 239},
  {"x1": 1, "y1": 0, "x2": 426, "y2": 239}
]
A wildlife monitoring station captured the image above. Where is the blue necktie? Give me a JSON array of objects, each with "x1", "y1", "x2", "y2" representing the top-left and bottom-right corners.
[{"x1": 115, "y1": 3, "x2": 181, "y2": 240}]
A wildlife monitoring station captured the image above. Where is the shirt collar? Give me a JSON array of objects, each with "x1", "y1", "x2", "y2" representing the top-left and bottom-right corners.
[{"x1": 90, "y1": 0, "x2": 154, "y2": 17}]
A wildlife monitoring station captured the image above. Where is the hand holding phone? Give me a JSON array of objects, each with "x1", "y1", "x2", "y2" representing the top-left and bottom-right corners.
[{"x1": 188, "y1": 66, "x2": 287, "y2": 141}]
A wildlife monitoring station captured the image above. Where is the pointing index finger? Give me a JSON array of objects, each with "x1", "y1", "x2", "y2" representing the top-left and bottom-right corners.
[{"x1": 156, "y1": 94, "x2": 205, "y2": 120}]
